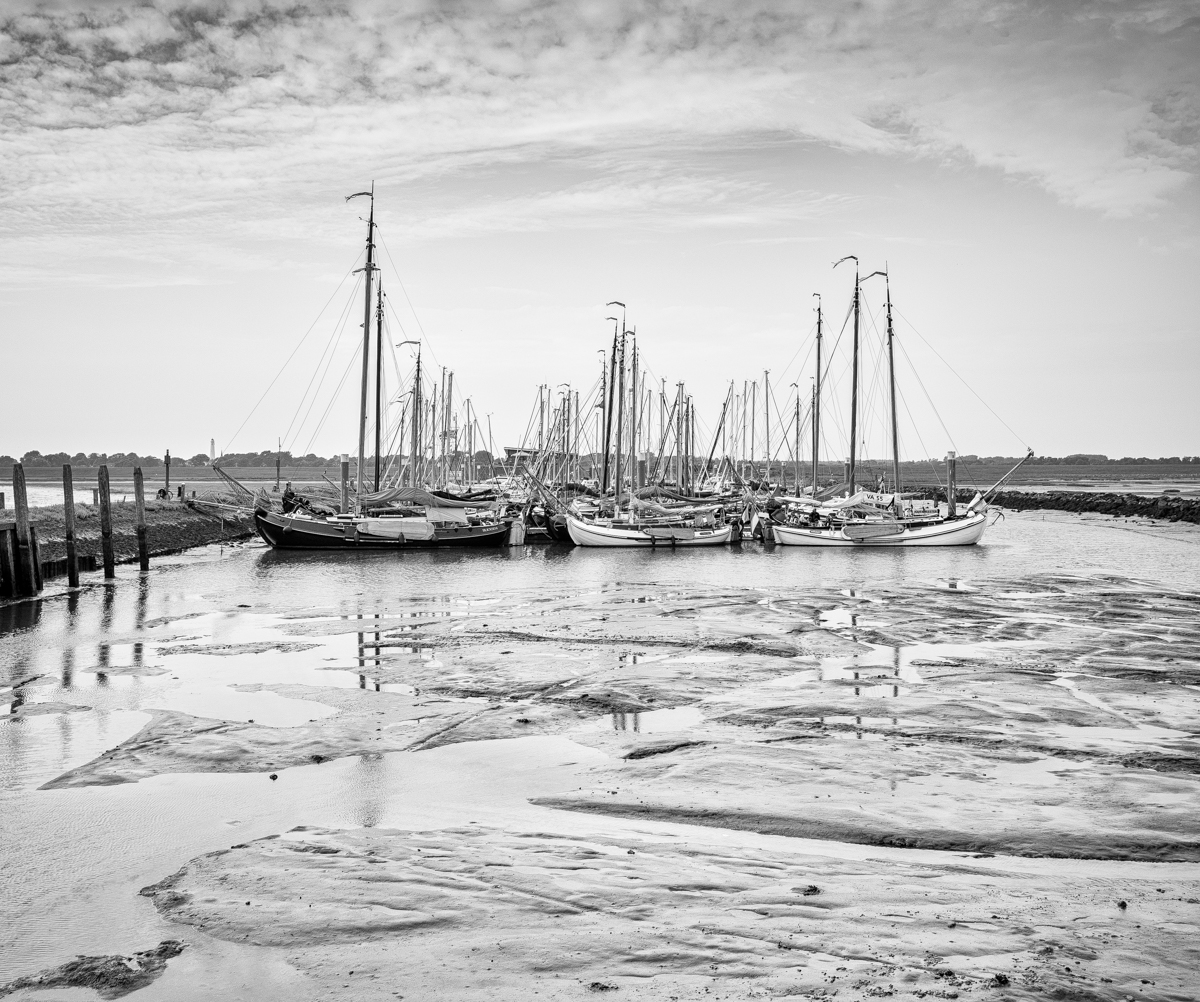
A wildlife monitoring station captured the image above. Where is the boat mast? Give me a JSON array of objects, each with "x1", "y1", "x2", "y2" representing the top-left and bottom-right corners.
[
  {"x1": 834, "y1": 255, "x2": 859, "y2": 493},
  {"x1": 630, "y1": 336, "x2": 638, "y2": 491},
  {"x1": 764, "y1": 369, "x2": 771, "y2": 486},
  {"x1": 445, "y1": 370, "x2": 454, "y2": 487},
  {"x1": 374, "y1": 280, "x2": 384, "y2": 492},
  {"x1": 862, "y1": 266, "x2": 898, "y2": 492},
  {"x1": 812, "y1": 293, "x2": 822, "y2": 490},
  {"x1": 601, "y1": 323, "x2": 618, "y2": 493},
  {"x1": 885, "y1": 273, "x2": 900, "y2": 492},
  {"x1": 793, "y1": 386, "x2": 800, "y2": 495},
  {"x1": 409, "y1": 346, "x2": 421, "y2": 486},
  {"x1": 615, "y1": 331, "x2": 626, "y2": 515},
  {"x1": 346, "y1": 183, "x2": 376, "y2": 506}
]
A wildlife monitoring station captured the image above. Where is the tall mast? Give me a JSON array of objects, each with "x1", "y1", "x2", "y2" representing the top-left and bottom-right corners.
[
  {"x1": 764, "y1": 369, "x2": 771, "y2": 485},
  {"x1": 812, "y1": 294, "x2": 822, "y2": 490},
  {"x1": 602, "y1": 328, "x2": 617, "y2": 493},
  {"x1": 675, "y1": 382, "x2": 684, "y2": 488},
  {"x1": 573, "y1": 390, "x2": 580, "y2": 482},
  {"x1": 630, "y1": 337, "x2": 638, "y2": 489},
  {"x1": 445, "y1": 370, "x2": 454, "y2": 486},
  {"x1": 346, "y1": 182, "x2": 376, "y2": 506},
  {"x1": 835, "y1": 255, "x2": 860, "y2": 493},
  {"x1": 793, "y1": 387, "x2": 800, "y2": 495},
  {"x1": 615, "y1": 332, "x2": 626, "y2": 514},
  {"x1": 750, "y1": 381, "x2": 756, "y2": 481},
  {"x1": 885, "y1": 274, "x2": 900, "y2": 492},
  {"x1": 409, "y1": 347, "x2": 421, "y2": 486},
  {"x1": 373, "y1": 280, "x2": 384, "y2": 491}
]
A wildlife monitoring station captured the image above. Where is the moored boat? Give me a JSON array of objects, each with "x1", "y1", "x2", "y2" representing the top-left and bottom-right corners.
[
  {"x1": 254, "y1": 509, "x2": 506, "y2": 548},
  {"x1": 566, "y1": 514, "x2": 733, "y2": 547}
]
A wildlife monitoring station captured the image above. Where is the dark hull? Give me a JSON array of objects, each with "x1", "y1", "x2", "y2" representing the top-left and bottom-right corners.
[
  {"x1": 254, "y1": 512, "x2": 508, "y2": 550},
  {"x1": 545, "y1": 513, "x2": 575, "y2": 544}
]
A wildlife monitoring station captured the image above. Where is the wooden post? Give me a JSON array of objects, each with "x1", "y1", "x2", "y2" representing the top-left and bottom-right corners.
[
  {"x1": 134, "y1": 467, "x2": 149, "y2": 571},
  {"x1": 12, "y1": 463, "x2": 39, "y2": 596},
  {"x1": 340, "y1": 454, "x2": 350, "y2": 514},
  {"x1": 92, "y1": 487, "x2": 99, "y2": 504},
  {"x1": 947, "y1": 451, "x2": 957, "y2": 518},
  {"x1": 63, "y1": 464, "x2": 79, "y2": 587},
  {"x1": 29, "y1": 525, "x2": 43, "y2": 591},
  {"x1": 0, "y1": 524, "x2": 14, "y2": 598},
  {"x1": 164, "y1": 450, "x2": 171, "y2": 493},
  {"x1": 0, "y1": 491, "x2": 5, "y2": 509},
  {"x1": 98, "y1": 465, "x2": 115, "y2": 578}
]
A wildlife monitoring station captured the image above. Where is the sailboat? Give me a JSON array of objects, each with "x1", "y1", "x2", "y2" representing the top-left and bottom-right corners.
[
  {"x1": 773, "y1": 258, "x2": 1027, "y2": 547},
  {"x1": 566, "y1": 312, "x2": 733, "y2": 547},
  {"x1": 254, "y1": 187, "x2": 508, "y2": 550}
]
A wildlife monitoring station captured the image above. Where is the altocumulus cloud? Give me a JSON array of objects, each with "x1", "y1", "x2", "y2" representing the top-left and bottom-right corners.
[{"x1": 0, "y1": 0, "x2": 1197, "y2": 283}]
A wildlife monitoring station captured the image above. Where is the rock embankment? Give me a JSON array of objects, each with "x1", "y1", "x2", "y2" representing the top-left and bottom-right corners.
[
  {"x1": 984, "y1": 489, "x2": 1200, "y2": 524},
  {"x1": 22, "y1": 500, "x2": 255, "y2": 574}
]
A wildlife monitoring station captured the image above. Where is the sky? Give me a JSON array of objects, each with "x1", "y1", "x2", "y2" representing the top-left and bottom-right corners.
[{"x1": 1, "y1": 0, "x2": 1197, "y2": 463}]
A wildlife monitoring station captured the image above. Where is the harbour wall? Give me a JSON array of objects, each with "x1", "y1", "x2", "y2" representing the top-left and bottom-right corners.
[{"x1": 980, "y1": 489, "x2": 1200, "y2": 524}]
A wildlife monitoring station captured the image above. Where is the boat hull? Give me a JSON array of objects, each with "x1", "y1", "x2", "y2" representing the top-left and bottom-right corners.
[
  {"x1": 566, "y1": 515, "x2": 733, "y2": 548},
  {"x1": 254, "y1": 511, "x2": 508, "y2": 549},
  {"x1": 772, "y1": 511, "x2": 987, "y2": 547}
]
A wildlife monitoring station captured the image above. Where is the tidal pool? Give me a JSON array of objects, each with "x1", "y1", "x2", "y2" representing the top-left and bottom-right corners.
[{"x1": 2, "y1": 512, "x2": 1199, "y2": 1000}]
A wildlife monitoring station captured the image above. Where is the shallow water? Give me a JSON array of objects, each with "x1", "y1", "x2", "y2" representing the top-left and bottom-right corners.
[{"x1": 2, "y1": 512, "x2": 1200, "y2": 999}]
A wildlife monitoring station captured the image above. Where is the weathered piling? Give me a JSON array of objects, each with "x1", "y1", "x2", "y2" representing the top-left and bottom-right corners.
[
  {"x1": 62, "y1": 464, "x2": 79, "y2": 587},
  {"x1": 0, "y1": 521, "x2": 14, "y2": 598},
  {"x1": 340, "y1": 454, "x2": 350, "y2": 514},
  {"x1": 133, "y1": 467, "x2": 149, "y2": 571},
  {"x1": 11, "y1": 464, "x2": 40, "y2": 596},
  {"x1": 947, "y1": 451, "x2": 957, "y2": 518},
  {"x1": 98, "y1": 465, "x2": 115, "y2": 579},
  {"x1": 29, "y1": 525, "x2": 43, "y2": 591}
]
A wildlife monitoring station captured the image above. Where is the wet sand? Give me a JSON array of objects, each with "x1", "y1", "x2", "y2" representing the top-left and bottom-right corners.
[{"x1": 2, "y1": 513, "x2": 1200, "y2": 1000}]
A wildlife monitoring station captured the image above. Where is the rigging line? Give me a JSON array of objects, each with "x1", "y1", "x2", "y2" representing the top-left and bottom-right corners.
[
  {"x1": 285, "y1": 277, "x2": 363, "y2": 456},
  {"x1": 894, "y1": 306, "x2": 1030, "y2": 450},
  {"x1": 895, "y1": 337, "x2": 959, "y2": 458},
  {"x1": 376, "y1": 228, "x2": 443, "y2": 369},
  {"x1": 773, "y1": 319, "x2": 819, "y2": 392},
  {"x1": 282, "y1": 273, "x2": 364, "y2": 453},
  {"x1": 299, "y1": 338, "x2": 364, "y2": 459},
  {"x1": 894, "y1": 381, "x2": 944, "y2": 489},
  {"x1": 223, "y1": 252, "x2": 363, "y2": 455}
]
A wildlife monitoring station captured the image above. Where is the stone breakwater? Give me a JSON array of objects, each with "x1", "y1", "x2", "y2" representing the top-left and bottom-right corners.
[
  {"x1": 22, "y1": 501, "x2": 255, "y2": 575},
  {"x1": 984, "y1": 489, "x2": 1200, "y2": 524}
]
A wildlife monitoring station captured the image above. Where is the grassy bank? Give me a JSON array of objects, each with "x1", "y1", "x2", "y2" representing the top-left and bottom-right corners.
[{"x1": 25, "y1": 500, "x2": 256, "y2": 572}]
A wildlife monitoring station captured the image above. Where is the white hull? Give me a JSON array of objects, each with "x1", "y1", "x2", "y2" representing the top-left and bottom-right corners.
[
  {"x1": 566, "y1": 515, "x2": 733, "y2": 548},
  {"x1": 772, "y1": 511, "x2": 987, "y2": 547}
]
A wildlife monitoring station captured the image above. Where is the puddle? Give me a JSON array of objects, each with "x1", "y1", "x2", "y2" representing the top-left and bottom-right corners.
[{"x1": 600, "y1": 706, "x2": 705, "y2": 733}]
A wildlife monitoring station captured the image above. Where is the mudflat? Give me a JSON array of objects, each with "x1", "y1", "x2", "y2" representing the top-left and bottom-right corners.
[{"x1": 2, "y1": 512, "x2": 1199, "y2": 1000}]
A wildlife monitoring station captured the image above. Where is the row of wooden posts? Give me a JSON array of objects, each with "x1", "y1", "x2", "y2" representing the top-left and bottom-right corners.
[{"x1": 0, "y1": 463, "x2": 153, "y2": 599}]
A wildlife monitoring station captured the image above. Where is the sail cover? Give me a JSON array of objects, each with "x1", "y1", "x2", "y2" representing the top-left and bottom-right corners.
[{"x1": 359, "y1": 487, "x2": 495, "y2": 510}]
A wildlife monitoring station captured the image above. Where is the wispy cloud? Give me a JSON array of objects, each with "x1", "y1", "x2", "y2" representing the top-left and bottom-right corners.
[{"x1": 1, "y1": 0, "x2": 1196, "y2": 284}]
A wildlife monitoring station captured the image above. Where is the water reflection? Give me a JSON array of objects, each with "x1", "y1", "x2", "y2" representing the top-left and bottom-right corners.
[{"x1": 606, "y1": 706, "x2": 704, "y2": 733}]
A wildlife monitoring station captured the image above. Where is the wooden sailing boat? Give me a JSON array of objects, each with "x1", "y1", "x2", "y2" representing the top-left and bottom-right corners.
[
  {"x1": 254, "y1": 187, "x2": 507, "y2": 550},
  {"x1": 773, "y1": 260, "x2": 1021, "y2": 547},
  {"x1": 567, "y1": 310, "x2": 732, "y2": 547}
]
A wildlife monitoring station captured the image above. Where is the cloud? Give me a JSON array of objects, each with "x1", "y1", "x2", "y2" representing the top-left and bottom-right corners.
[{"x1": 0, "y1": 0, "x2": 1196, "y2": 284}]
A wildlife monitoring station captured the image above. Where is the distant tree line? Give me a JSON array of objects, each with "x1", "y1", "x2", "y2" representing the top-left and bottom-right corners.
[
  {"x1": 2, "y1": 449, "x2": 1197, "y2": 470},
  {"x1": 0, "y1": 449, "x2": 504, "y2": 469},
  {"x1": 953, "y1": 454, "x2": 1200, "y2": 465}
]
